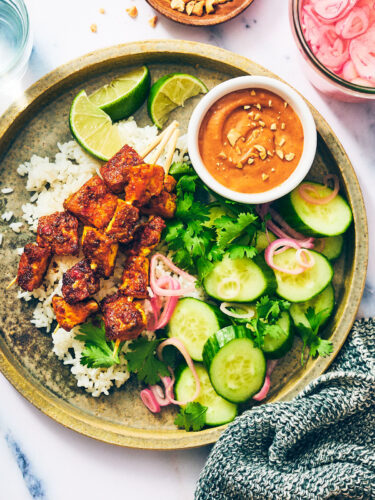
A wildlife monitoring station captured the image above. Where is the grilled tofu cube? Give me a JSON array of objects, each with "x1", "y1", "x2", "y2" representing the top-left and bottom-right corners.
[
  {"x1": 62, "y1": 259, "x2": 100, "y2": 304},
  {"x1": 63, "y1": 176, "x2": 118, "y2": 229},
  {"x1": 141, "y1": 189, "x2": 177, "y2": 219},
  {"x1": 120, "y1": 254, "x2": 149, "y2": 299},
  {"x1": 17, "y1": 243, "x2": 52, "y2": 291},
  {"x1": 52, "y1": 295, "x2": 99, "y2": 331},
  {"x1": 125, "y1": 164, "x2": 164, "y2": 207},
  {"x1": 101, "y1": 292, "x2": 146, "y2": 341},
  {"x1": 100, "y1": 144, "x2": 143, "y2": 193},
  {"x1": 105, "y1": 199, "x2": 139, "y2": 244},
  {"x1": 130, "y1": 215, "x2": 165, "y2": 256},
  {"x1": 82, "y1": 226, "x2": 118, "y2": 278},
  {"x1": 164, "y1": 175, "x2": 177, "y2": 193},
  {"x1": 37, "y1": 211, "x2": 79, "y2": 256}
]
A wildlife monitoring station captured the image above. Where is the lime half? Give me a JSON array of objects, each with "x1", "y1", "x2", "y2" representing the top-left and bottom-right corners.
[
  {"x1": 148, "y1": 73, "x2": 208, "y2": 128},
  {"x1": 69, "y1": 90, "x2": 123, "y2": 161},
  {"x1": 89, "y1": 66, "x2": 150, "y2": 122}
]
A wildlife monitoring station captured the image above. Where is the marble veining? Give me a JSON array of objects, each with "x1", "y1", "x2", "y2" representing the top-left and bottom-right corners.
[{"x1": 0, "y1": 0, "x2": 374, "y2": 498}]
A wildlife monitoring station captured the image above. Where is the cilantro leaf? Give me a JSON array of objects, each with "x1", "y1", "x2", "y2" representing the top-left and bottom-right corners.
[
  {"x1": 215, "y1": 212, "x2": 257, "y2": 249},
  {"x1": 76, "y1": 319, "x2": 121, "y2": 368},
  {"x1": 245, "y1": 296, "x2": 290, "y2": 348},
  {"x1": 297, "y1": 306, "x2": 333, "y2": 364},
  {"x1": 174, "y1": 402, "x2": 207, "y2": 431},
  {"x1": 125, "y1": 337, "x2": 169, "y2": 385},
  {"x1": 176, "y1": 174, "x2": 198, "y2": 196},
  {"x1": 229, "y1": 245, "x2": 257, "y2": 260},
  {"x1": 169, "y1": 162, "x2": 195, "y2": 177}
]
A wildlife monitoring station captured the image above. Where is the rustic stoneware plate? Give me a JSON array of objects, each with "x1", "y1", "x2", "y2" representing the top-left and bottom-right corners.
[
  {"x1": 0, "y1": 40, "x2": 368, "y2": 450},
  {"x1": 146, "y1": 0, "x2": 255, "y2": 26}
]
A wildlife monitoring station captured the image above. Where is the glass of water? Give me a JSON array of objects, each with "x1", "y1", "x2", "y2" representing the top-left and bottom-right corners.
[{"x1": 0, "y1": 0, "x2": 32, "y2": 90}]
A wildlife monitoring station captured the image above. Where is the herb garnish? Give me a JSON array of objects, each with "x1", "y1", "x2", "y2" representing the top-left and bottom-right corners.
[
  {"x1": 76, "y1": 318, "x2": 122, "y2": 368},
  {"x1": 297, "y1": 307, "x2": 333, "y2": 364},
  {"x1": 246, "y1": 296, "x2": 290, "y2": 348},
  {"x1": 165, "y1": 163, "x2": 259, "y2": 283},
  {"x1": 174, "y1": 402, "x2": 208, "y2": 432},
  {"x1": 125, "y1": 336, "x2": 170, "y2": 385}
]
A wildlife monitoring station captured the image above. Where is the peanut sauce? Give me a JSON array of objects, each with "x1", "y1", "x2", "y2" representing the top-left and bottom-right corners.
[{"x1": 198, "y1": 89, "x2": 304, "y2": 194}]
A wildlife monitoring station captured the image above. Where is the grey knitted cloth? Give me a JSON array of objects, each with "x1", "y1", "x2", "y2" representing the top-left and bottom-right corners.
[{"x1": 195, "y1": 318, "x2": 375, "y2": 500}]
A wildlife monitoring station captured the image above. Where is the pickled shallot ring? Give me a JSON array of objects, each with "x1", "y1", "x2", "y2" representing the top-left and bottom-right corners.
[
  {"x1": 140, "y1": 388, "x2": 161, "y2": 413},
  {"x1": 149, "y1": 376, "x2": 174, "y2": 407},
  {"x1": 253, "y1": 360, "x2": 278, "y2": 401},
  {"x1": 157, "y1": 338, "x2": 201, "y2": 405},
  {"x1": 150, "y1": 253, "x2": 196, "y2": 297},
  {"x1": 153, "y1": 276, "x2": 180, "y2": 330},
  {"x1": 265, "y1": 238, "x2": 306, "y2": 275},
  {"x1": 296, "y1": 248, "x2": 315, "y2": 269},
  {"x1": 220, "y1": 302, "x2": 255, "y2": 319},
  {"x1": 298, "y1": 175, "x2": 339, "y2": 205}
]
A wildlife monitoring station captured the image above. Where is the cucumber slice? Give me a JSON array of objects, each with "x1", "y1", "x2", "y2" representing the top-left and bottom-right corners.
[
  {"x1": 277, "y1": 182, "x2": 353, "y2": 237},
  {"x1": 290, "y1": 284, "x2": 335, "y2": 330},
  {"x1": 167, "y1": 298, "x2": 228, "y2": 362},
  {"x1": 175, "y1": 364, "x2": 237, "y2": 426},
  {"x1": 203, "y1": 326, "x2": 266, "y2": 403},
  {"x1": 262, "y1": 311, "x2": 294, "y2": 359},
  {"x1": 204, "y1": 253, "x2": 276, "y2": 303},
  {"x1": 273, "y1": 249, "x2": 333, "y2": 302},
  {"x1": 254, "y1": 230, "x2": 276, "y2": 253},
  {"x1": 315, "y1": 235, "x2": 344, "y2": 261}
]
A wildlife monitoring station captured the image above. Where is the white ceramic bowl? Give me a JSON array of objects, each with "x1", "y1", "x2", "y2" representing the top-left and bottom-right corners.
[{"x1": 187, "y1": 75, "x2": 317, "y2": 204}]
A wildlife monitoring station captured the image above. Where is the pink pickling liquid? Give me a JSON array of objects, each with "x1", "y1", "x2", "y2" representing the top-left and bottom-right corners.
[{"x1": 300, "y1": 0, "x2": 375, "y2": 88}]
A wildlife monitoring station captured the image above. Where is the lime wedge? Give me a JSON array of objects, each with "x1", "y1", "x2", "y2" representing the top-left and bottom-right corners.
[
  {"x1": 148, "y1": 73, "x2": 208, "y2": 129},
  {"x1": 69, "y1": 90, "x2": 123, "y2": 161},
  {"x1": 89, "y1": 66, "x2": 150, "y2": 122}
]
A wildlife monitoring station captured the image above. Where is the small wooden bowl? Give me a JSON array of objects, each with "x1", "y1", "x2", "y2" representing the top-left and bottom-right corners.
[{"x1": 146, "y1": 0, "x2": 255, "y2": 26}]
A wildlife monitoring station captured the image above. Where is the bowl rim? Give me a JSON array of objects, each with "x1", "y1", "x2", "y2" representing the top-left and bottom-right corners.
[{"x1": 187, "y1": 75, "x2": 317, "y2": 204}]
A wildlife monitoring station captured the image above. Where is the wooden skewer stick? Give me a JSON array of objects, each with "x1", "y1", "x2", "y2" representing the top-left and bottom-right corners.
[
  {"x1": 52, "y1": 324, "x2": 60, "y2": 335},
  {"x1": 147, "y1": 122, "x2": 179, "y2": 165},
  {"x1": 163, "y1": 128, "x2": 180, "y2": 176},
  {"x1": 113, "y1": 338, "x2": 121, "y2": 358},
  {"x1": 6, "y1": 277, "x2": 17, "y2": 289},
  {"x1": 140, "y1": 120, "x2": 179, "y2": 159}
]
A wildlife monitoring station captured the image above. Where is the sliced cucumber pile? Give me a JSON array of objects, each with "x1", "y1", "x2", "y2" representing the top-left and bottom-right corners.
[
  {"x1": 203, "y1": 326, "x2": 266, "y2": 403},
  {"x1": 290, "y1": 284, "x2": 335, "y2": 331},
  {"x1": 273, "y1": 249, "x2": 333, "y2": 302},
  {"x1": 262, "y1": 311, "x2": 294, "y2": 359},
  {"x1": 175, "y1": 364, "x2": 237, "y2": 426},
  {"x1": 315, "y1": 235, "x2": 344, "y2": 261},
  {"x1": 167, "y1": 298, "x2": 228, "y2": 362},
  {"x1": 204, "y1": 253, "x2": 276, "y2": 303},
  {"x1": 277, "y1": 182, "x2": 352, "y2": 237}
]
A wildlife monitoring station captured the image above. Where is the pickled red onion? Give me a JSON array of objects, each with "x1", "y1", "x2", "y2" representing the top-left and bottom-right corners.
[
  {"x1": 149, "y1": 376, "x2": 174, "y2": 407},
  {"x1": 150, "y1": 254, "x2": 196, "y2": 297},
  {"x1": 298, "y1": 174, "x2": 339, "y2": 204},
  {"x1": 140, "y1": 388, "x2": 161, "y2": 413},
  {"x1": 314, "y1": 0, "x2": 358, "y2": 21},
  {"x1": 335, "y1": 6, "x2": 369, "y2": 38},
  {"x1": 253, "y1": 360, "x2": 278, "y2": 401},
  {"x1": 220, "y1": 302, "x2": 255, "y2": 319},
  {"x1": 265, "y1": 239, "x2": 313, "y2": 274},
  {"x1": 296, "y1": 248, "x2": 315, "y2": 268},
  {"x1": 157, "y1": 338, "x2": 201, "y2": 405}
]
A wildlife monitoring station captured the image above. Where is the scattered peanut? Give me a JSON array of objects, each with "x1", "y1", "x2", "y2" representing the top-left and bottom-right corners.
[
  {"x1": 227, "y1": 128, "x2": 242, "y2": 147},
  {"x1": 90, "y1": 24, "x2": 97, "y2": 33},
  {"x1": 270, "y1": 123, "x2": 277, "y2": 131},
  {"x1": 149, "y1": 15, "x2": 158, "y2": 27},
  {"x1": 126, "y1": 6, "x2": 138, "y2": 17},
  {"x1": 262, "y1": 173, "x2": 269, "y2": 181},
  {"x1": 276, "y1": 149, "x2": 284, "y2": 160},
  {"x1": 285, "y1": 153, "x2": 295, "y2": 161}
]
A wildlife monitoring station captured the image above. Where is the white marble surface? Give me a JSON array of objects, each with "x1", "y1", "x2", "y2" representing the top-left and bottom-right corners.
[{"x1": 1, "y1": 0, "x2": 374, "y2": 498}]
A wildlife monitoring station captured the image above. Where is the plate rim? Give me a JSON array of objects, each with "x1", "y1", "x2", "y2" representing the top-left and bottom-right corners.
[{"x1": 0, "y1": 39, "x2": 368, "y2": 449}]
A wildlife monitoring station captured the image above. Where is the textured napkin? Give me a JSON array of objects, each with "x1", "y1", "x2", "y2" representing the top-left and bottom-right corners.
[{"x1": 195, "y1": 318, "x2": 375, "y2": 500}]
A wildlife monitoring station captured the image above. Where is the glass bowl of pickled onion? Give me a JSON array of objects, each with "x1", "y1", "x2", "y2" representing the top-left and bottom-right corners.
[{"x1": 289, "y1": 0, "x2": 375, "y2": 102}]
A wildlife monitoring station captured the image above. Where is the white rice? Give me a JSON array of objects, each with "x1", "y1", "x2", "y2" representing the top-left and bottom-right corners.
[
  {"x1": 1, "y1": 187, "x2": 13, "y2": 194},
  {"x1": 9, "y1": 222, "x2": 23, "y2": 233},
  {"x1": 0, "y1": 234, "x2": 3, "y2": 246},
  {"x1": 16, "y1": 117, "x2": 196, "y2": 396},
  {"x1": 1, "y1": 211, "x2": 13, "y2": 221}
]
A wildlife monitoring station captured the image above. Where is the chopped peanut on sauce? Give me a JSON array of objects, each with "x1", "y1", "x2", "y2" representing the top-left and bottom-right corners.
[{"x1": 198, "y1": 88, "x2": 304, "y2": 194}]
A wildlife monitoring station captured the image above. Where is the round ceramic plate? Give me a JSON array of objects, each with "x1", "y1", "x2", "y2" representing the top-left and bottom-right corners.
[
  {"x1": 146, "y1": 0, "x2": 255, "y2": 26},
  {"x1": 0, "y1": 40, "x2": 368, "y2": 449}
]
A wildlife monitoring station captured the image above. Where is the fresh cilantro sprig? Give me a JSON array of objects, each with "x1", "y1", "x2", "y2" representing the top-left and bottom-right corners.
[
  {"x1": 164, "y1": 163, "x2": 259, "y2": 282},
  {"x1": 174, "y1": 402, "x2": 207, "y2": 432},
  {"x1": 297, "y1": 307, "x2": 333, "y2": 364},
  {"x1": 246, "y1": 296, "x2": 290, "y2": 348},
  {"x1": 76, "y1": 318, "x2": 122, "y2": 368},
  {"x1": 125, "y1": 336, "x2": 170, "y2": 385}
]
